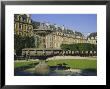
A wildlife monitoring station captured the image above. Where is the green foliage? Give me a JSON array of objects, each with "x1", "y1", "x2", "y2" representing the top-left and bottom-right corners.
[
  {"x1": 61, "y1": 44, "x2": 78, "y2": 51},
  {"x1": 60, "y1": 43, "x2": 97, "y2": 51},
  {"x1": 34, "y1": 36, "x2": 40, "y2": 48},
  {"x1": 14, "y1": 34, "x2": 35, "y2": 56}
]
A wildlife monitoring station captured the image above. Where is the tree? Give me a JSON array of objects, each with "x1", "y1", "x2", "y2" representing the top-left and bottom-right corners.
[
  {"x1": 60, "y1": 43, "x2": 97, "y2": 56},
  {"x1": 14, "y1": 34, "x2": 35, "y2": 56},
  {"x1": 60, "y1": 44, "x2": 69, "y2": 51},
  {"x1": 14, "y1": 34, "x2": 24, "y2": 56},
  {"x1": 60, "y1": 44, "x2": 78, "y2": 51}
]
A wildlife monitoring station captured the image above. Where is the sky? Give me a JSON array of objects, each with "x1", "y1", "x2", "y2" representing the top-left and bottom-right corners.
[{"x1": 31, "y1": 14, "x2": 97, "y2": 35}]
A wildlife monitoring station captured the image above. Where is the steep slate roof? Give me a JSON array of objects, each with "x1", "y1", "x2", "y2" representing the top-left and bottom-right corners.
[
  {"x1": 88, "y1": 32, "x2": 97, "y2": 38},
  {"x1": 31, "y1": 21, "x2": 86, "y2": 37}
]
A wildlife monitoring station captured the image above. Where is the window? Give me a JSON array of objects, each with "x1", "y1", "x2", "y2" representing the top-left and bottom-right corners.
[
  {"x1": 19, "y1": 32, "x2": 22, "y2": 36},
  {"x1": 19, "y1": 23, "x2": 22, "y2": 31},
  {"x1": 25, "y1": 24, "x2": 27, "y2": 31},
  {"x1": 14, "y1": 23, "x2": 16, "y2": 29},
  {"x1": 27, "y1": 26, "x2": 31, "y2": 32}
]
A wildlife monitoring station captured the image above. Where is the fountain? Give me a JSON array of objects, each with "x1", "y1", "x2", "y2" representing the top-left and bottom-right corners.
[{"x1": 33, "y1": 23, "x2": 53, "y2": 75}]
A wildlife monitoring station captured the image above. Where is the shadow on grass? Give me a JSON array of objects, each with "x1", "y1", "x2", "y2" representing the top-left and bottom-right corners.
[
  {"x1": 49, "y1": 63, "x2": 70, "y2": 71},
  {"x1": 14, "y1": 62, "x2": 39, "y2": 72}
]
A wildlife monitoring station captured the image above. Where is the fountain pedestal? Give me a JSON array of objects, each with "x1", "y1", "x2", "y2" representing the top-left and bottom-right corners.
[{"x1": 35, "y1": 61, "x2": 50, "y2": 75}]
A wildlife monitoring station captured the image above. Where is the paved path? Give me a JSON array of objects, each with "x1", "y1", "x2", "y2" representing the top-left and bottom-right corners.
[
  {"x1": 15, "y1": 56, "x2": 96, "y2": 62},
  {"x1": 47, "y1": 56, "x2": 96, "y2": 60}
]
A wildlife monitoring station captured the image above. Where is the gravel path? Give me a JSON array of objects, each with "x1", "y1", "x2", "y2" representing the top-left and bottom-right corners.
[
  {"x1": 14, "y1": 56, "x2": 96, "y2": 62},
  {"x1": 47, "y1": 56, "x2": 96, "y2": 60}
]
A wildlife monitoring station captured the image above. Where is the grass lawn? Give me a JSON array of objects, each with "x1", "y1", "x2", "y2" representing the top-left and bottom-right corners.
[
  {"x1": 47, "y1": 59, "x2": 97, "y2": 70},
  {"x1": 14, "y1": 59, "x2": 97, "y2": 70},
  {"x1": 14, "y1": 61, "x2": 39, "y2": 69}
]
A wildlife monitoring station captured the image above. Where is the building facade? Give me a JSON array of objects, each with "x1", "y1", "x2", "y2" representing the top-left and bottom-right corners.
[
  {"x1": 45, "y1": 31, "x2": 87, "y2": 49},
  {"x1": 14, "y1": 14, "x2": 97, "y2": 49},
  {"x1": 14, "y1": 14, "x2": 33, "y2": 37},
  {"x1": 34, "y1": 23, "x2": 97, "y2": 49},
  {"x1": 87, "y1": 33, "x2": 97, "y2": 44}
]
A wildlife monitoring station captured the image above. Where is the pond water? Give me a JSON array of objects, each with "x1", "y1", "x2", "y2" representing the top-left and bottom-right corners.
[{"x1": 14, "y1": 68, "x2": 96, "y2": 76}]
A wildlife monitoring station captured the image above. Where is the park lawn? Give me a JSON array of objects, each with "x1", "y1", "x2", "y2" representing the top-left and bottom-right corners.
[
  {"x1": 14, "y1": 61, "x2": 39, "y2": 69},
  {"x1": 14, "y1": 59, "x2": 97, "y2": 70},
  {"x1": 47, "y1": 59, "x2": 97, "y2": 70}
]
